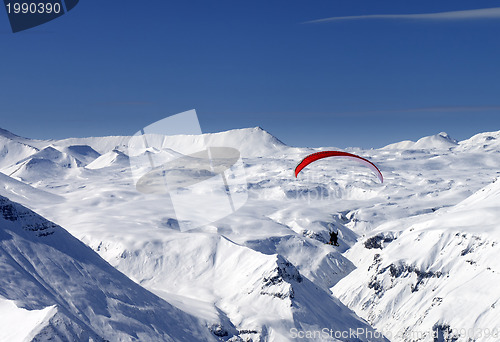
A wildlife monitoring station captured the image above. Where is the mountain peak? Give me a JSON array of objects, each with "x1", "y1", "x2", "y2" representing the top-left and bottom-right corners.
[
  {"x1": 0, "y1": 127, "x2": 25, "y2": 140},
  {"x1": 382, "y1": 132, "x2": 458, "y2": 150},
  {"x1": 437, "y1": 131, "x2": 457, "y2": 143}
]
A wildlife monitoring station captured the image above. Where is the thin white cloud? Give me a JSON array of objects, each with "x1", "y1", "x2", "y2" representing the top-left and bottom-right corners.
[
  {"x1": 330, "y1": 106, "x2": 500, "y2": 117},
  {"x1": 304, "y1": 7, "x2": 500, "y2": 24}
]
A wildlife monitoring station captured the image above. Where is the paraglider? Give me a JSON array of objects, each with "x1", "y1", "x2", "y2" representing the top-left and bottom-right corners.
[
  {"x1": 294, "y1": 151, "x2": 383, "y2": 183},
  {"x1": 294, "y1": 151, "x2": 383, "y2": 249},
  {"x1": 328, "y1": 230, "x2": 339, "y2": 246}
]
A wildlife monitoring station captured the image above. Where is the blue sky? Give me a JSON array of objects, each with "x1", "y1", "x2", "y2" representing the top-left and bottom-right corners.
[{"x1": 1, "y1": 0, "x2": 500, "y2": 148}]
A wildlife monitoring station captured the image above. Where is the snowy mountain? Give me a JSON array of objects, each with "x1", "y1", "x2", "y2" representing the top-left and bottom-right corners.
[
  {"x1": 1, "y1": 126, "x2": 500, "y2": 341},
  {"x1": 54, "y1": 127, "x2": 287, "y2": 158},
  {"x1": 382, "y1": 132, "x2": 458, "y2": 150},
  {"x1": 456, "y1": 130, "x2": 500, "y2": 153},
  {"x1": 58, "y1": 145, "x2": 101, "y2": 166},
  {"x1": 0, "y1": 195, "x2": 216, "y2": 341},
  {"x1": 332, "y1": 178, "x2": 500, "y2": 341},
  {"x1": 86, "y1": 149, "x2": 129, "y2": 169},
  {"x1": 3, "y1": 146, "x2": 83, "y2": 183},
  {"x1": 0, "y1": 171, "x2": 64, "y2": 206},
  {"x1": 0, "y1": 127, "x2": 48, "y2": 148},
  {"x1": 0, "y1": 135, "x2": 39, "y2": 169}
]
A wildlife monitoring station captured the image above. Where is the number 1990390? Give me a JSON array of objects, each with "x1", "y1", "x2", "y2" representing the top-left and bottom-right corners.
[{"x1": 6, "y1": 2, "x2": 62, "y2": 14}]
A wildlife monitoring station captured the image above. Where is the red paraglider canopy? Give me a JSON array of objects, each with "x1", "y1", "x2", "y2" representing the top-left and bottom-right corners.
[{"x1": 294, "y1": 151, "x2": 383, "y2": 183}]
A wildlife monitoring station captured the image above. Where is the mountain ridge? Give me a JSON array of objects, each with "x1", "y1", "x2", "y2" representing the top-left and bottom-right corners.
[{"x1": 0, "y1": 195, "x2": 217, "y2": 341}]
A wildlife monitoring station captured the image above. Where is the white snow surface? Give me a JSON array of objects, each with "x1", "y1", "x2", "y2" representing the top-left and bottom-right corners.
[
  {"x1": 332, "y1": 180, "x2": 500, "y2": 341},
  {"x1": 86, "y1": 149, "x2": 129, "y2": 169},
  {"x1": 1, "y1": 127, "x2": 500, "y2": 341},
  {"x1": 382, "y1": 132, "x2": 458, "y2": 150},
  {"x1": 0, "y1": 195, "x2": 218, "y2": 341},
  {"x1": 0, "y1": 297, "x2": 56, "y2": 342}
]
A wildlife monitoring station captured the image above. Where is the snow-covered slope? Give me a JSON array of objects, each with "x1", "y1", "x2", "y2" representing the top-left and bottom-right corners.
[
  {"x1": 57, "y1": 127, "x2": 288, "y2": 158},
  {"x1": 0, "y1": 127, "x2": 287, "y2": 170},
  {"x1": 456, "y1": 130, "x2": 500, "y2": 153},
  {"x1": 2, "y1": 126, "x2": 500, "y2": 341},
  {"x1": 332, "y1": 178, "x2": 500, "y2": 341},
  {"x1": 86, "y1": 149, "x2": 129, "y2": 169},
  {"x1": 57, "y1": 145, "x2": 101, "y2": 166},
  {"x1": 0, "y1": 128, "x2": 49, "y2": 149},
  {"x1": 0, "y1": 136, "x2": 39, "y2": 170},
  {"x1": 0, "y1": 195, "x2": 217, "y2": 341},
  {"x1": 382, "y1": 132, "x2": 458, "y2": 150},
  {"x1": 0, "y1": 172, "x2": 64, "y2": 206},
  {"x1": 4, "y1": 146, "x2": 82, "y2": 183},
  {"x1": 89, "y1": 231, "x2": 384, "y2": 341},
  {"x1": 0, "y1": 297, "x2": 56, "y2": 342},
  {"x1": 17, "y1": 146, "x2": 82, "y2": 167}
]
